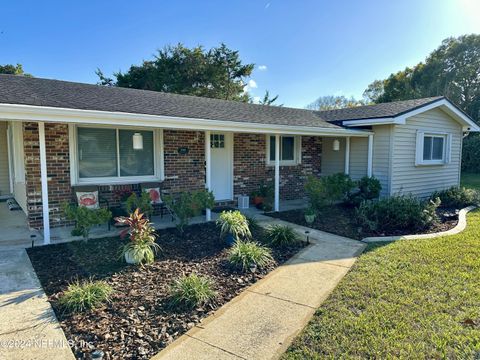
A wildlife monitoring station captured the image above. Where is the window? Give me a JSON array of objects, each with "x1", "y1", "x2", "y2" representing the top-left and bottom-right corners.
[
  {"x1": 211, "y1": 134, "x2": 225, "y2": 148},
  {"x1": 416, "y1": 131, "x2": 450, "y2": 165},
  {"x1": 267, "y1": 135, "x2": 300, "y2": 165},
  {"x1": 73, "y1": 126, "x2": 161, "y2": 184}
]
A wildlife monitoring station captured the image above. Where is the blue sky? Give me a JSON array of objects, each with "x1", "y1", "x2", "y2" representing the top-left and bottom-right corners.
[{"x1": 1, "y1": 0, "x2": 479, "y2": 108}]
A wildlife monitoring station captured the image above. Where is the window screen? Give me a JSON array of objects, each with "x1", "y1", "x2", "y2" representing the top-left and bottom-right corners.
[
  {"x1": 78, "y1": 128, "x2": 117, "y2": 178},
  {"x1": 119, "y1": 130, "x2": 154, "y2": 176}
]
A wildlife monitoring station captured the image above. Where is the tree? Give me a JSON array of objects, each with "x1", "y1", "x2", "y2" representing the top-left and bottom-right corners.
[
  {"x1": 97, "y1": 43, "x2": 255, "y2": 102},
  {"x1": 364, "y1": 34, "x2": 480, "y2": 122},
  {"x1": 0, "y1": 64, "x2": 32, "y2": 77},
  {"x1": 257, "y1": 90, "x2": 281, "y2": 106},
  {"x1": 306, "y1": 95, "x2": 364, "y2": 111}
]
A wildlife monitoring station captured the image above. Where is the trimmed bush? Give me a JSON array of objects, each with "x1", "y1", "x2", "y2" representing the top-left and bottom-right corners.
[
  {"x1": 265, "y1": 224, "x2": 299, "y2": 247},
  {"x1": 347, "y1": 176, "x2": 382, "y2": 206},
  {"x1": 59, "y1": 279, "x2": 113, "y2": 313},
  {"x1": 356, "y1": 195, "x2": 441, "y2": 233},
  {"x1": 305, "y1": 173, "x2": 355, "y2": 210},
  {"x1": 63, "y1": 204, "x2": 112, "y2": 240},
  {"x1": 430, "y1": 186, "x2": 479, "y2": 209},
  {"x1": 169, "y1": 273, "x2": 217, "y2": 309},
  {"x1": 216, "y1": 210, "x2": 251, "y2": 241},
  {"x1": 228, "y1": 240, "x2": 274, "y2": 272}
]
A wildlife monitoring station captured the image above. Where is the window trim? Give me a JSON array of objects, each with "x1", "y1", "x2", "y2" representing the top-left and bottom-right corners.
[
  {"x1": 266, "y1": 135, "x2": 301, "y2": 166},
  {"x1": 69, "y1": 124, "x2": 164, "y2": 185},
  {"x1": 415, "y1": 130, "x2": 451, "y2": 166}
]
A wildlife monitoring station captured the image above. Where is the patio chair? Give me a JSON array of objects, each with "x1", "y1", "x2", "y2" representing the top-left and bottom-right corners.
[
  {"x1": 140, "y1": 181, "x2": 174, "y2": 221},
  {"x1": 72, "y1": 185, "x2": 111, "y2": 230}
]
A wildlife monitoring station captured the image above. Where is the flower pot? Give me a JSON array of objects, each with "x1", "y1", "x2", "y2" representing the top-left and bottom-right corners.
[
  {"x1": 252, "y1": 196, "x2": 264, "y2": 205},
  {"x1": 124, "y1": 249, "x2": 141, "y2": 265},
  {"x1": 226, "y1": 233, "x2": 235, "y2": 246},
  {"x1": 305, "y1": 214, "x2": 316, "y2": 224}
]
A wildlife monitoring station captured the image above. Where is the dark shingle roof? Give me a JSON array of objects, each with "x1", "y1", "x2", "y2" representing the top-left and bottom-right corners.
[
  {"x1": 317, "y1": 97, "x2": 444, "y2": 122},
  {"x1": 0, "y1": 75, "x2": 342, "y2": 129},
  {"x1": 0, "y1": 75, "x2": 449, "y2": 128}
]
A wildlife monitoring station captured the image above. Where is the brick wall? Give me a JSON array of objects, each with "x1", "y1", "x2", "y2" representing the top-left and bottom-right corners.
[
  {"x1": 23, "y1": 126, "x2": 321, "y2": 229},
  {"x1": 233, "y1": 134, "x2": 322, "y2": 200}
]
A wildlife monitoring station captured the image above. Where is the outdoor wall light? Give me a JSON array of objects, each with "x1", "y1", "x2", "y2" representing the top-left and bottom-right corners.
[
  {"x1": 333, "y1": 139, "x2": 340, "y2": 151},
  {"x1": 133, "y1": 132, "x2": 143, "y2": 150}
]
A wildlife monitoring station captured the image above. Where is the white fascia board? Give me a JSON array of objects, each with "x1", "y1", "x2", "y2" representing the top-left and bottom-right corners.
[
  {"x1": 342, "y1": 117, "x2": 399, "y2": 126},
  {"x1": 0, "y1": 103, "x2": 372, "y2": 137}
]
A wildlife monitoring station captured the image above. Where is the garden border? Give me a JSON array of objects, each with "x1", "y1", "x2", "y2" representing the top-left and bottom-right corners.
[{"x1": 362, "y1": 205, "x2": 477, "y2": 243}]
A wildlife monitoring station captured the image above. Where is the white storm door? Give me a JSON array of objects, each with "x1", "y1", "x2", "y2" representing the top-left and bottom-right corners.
[{"x1": 210, "y1": 133, "x2": 233, "y2": 201}]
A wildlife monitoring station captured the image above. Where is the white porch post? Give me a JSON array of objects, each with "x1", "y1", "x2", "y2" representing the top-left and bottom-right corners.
[
  {"x1": 344, "y1": 137, "x2": 350, "y2": 175},
  {"x1": 205, "y1": 131, "x2": 212, "y2": 221},
  {"x1": 38, "y1": 122, "x2": 50, "y2": 244},
  {"x1": 274, "y1": 134, "x2": 280, "y2": 212},
  {"x1": 367, "y1": 134, "x2": 373, "y2": 177}
]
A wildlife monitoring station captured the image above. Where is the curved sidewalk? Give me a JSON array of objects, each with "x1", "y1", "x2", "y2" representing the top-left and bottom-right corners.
[
  {"x1": 0, "y1": 249, "x2": 75, "y2": 360},
  {"x1": 153, "y1": 216, "x2": 366, "y2": 360}
]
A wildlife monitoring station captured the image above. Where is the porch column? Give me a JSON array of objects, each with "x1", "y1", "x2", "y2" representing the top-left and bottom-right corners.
[
  {"x1": 274, "y1": 133, "x2": 280, "y2": 212},
  {"x1": 205, "y1": 130, "x2": 212, "y2": 221},
  {"x1": 38, "y1": 122, "x2": 50, "y2": 244},
  {"x1": 367, "y1": 134, "x2": 373, "y2": 177},
  {"x1": 344, "y1": 137, "x2": 350, "y2": 175}
]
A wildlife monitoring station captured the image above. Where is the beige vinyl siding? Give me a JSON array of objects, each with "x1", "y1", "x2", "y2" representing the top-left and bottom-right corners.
[
  {"x1": 390, "y1": 108, "x2": 462, "y2": 198},
  {"x1": 371, "y1": 125, "x2": 392, "y2": 196},
  {"x1": 0, "y1": 121, "x2": 10, "y2": 196},
  {"x1": 349, "y1": 137, "x2": 368, "y2": 180},
  {"x1": 321, "y1": 137, "x2": 345, "y2": 175}
]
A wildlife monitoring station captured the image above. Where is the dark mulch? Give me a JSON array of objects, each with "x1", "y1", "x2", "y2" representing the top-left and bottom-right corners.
[
  {"x1": 27, "y1": 222, "x2": 304, "y2": 360},
  {"x1": 267, "y1": 204, "x2": 458, "y2": 240}
]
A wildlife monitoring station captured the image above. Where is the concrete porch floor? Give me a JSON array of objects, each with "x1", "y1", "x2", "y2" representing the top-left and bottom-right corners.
[{"x1": 0, "y1": 199, "x2": 308, "y2": 249}]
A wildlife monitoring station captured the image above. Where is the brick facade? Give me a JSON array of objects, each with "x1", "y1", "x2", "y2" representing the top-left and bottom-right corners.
[
  {"x1": 22, "y1": 126, "x2": 322, "y2": 229},
  {"x1": 233, "y1": 134, "x2": 322, "y2": 200}
]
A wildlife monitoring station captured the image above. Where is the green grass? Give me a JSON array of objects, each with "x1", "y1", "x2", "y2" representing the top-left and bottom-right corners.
[
  {"x1": 462, "y1": 172, "x2": 480, "y2": 191},
  {"x1": 284, "y1": 210, "x2": 480, "y2": 359}
]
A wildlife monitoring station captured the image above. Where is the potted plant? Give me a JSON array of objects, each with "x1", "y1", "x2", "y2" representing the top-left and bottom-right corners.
[
  {"x1": 250, "y1": 190, "x2": 263, "y2": 206},
  {"x1": 304, "y1": 207, "x2": 316, "y2": 224},
  {"x1": 216, "y1": 210, "x2": 251, "y2": 245},
  {"x1": 115, "y1": 208, "x2": 160, "y2": 265}
]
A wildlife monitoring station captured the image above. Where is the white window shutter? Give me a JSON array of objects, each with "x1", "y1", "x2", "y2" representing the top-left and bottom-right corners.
[
  {"x1": 415, "y1": 131, "x2": 424, "y2": 166},
  {"x1": 445, "y1": 134, "x2": 452, "y2": 164}
]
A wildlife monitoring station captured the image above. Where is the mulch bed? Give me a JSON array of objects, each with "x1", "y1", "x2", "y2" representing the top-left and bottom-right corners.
[
  {"x1": 27, "y1": 222, "x2": 304, "y2": 360},
  {"x1": 267, "y1": 204, "x2": 459, "y2": 240}
]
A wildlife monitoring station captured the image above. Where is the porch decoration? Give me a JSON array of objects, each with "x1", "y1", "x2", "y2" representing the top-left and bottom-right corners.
[
  {"x1": 304, "y1": 207, "x2": 316, "y2": 224},
  {"x1": 76, "y1": 190, "x2": 99, "y2": 209},
  {"x1": 132, "y1": 132, "x2": 143, "y2": 150},
  {"x1": 333, "y1": 139, "x2": 340, "y2": 151},
  {"x1": 116, "y1": 208, "x2": 160, "y2": 265},
  {"x1": 217, "y1": 210, "x2": 251, "y2": 245}
]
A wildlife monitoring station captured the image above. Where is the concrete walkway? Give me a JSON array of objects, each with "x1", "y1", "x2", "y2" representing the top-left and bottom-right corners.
[
  {"x1": 154, "y1": 216, "x2": 366, "y2": 360},
  {"x1": 0, "y1": 249, "x2": 75, "y2": 360}
]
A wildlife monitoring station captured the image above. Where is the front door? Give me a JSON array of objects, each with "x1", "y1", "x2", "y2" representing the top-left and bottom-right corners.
[{"x1": 210, "y1": 133, "x2": 233, "y2": 201}]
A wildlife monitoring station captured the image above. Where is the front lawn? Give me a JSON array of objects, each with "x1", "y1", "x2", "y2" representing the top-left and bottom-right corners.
[
  {"x1": 284, "y1": 210, "x2": 480, "y2": 359},
  {"x1": 28, "y1": 222, "x2": 303, "y2": 359},
  {"x1": 462, "y1": 172, "x2": 480, "y2": 191}
]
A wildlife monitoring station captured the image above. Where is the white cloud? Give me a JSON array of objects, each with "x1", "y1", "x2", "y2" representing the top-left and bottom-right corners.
[
  {"x1": 258, "y1": 65, "x2": 267, "y2": 71},
  {"x1": 252, "y1": 96, "x2": 261, "y2": 104},
  {"x1": 248, "y1": 79, "x2": 258, "y2": 88}
]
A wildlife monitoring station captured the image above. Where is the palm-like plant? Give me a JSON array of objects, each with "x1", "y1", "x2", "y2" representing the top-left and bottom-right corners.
[{"x1": 115, "y1": 209, "x2": 160, "y2": 265}]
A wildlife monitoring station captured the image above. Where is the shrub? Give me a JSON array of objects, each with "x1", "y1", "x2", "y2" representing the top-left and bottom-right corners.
[
  {"x1": 431, "y1": 186, "x2": 479, "y2": 208},
  {"x1": 59, "y1": 279, "x2": 113, "y2": 313},
  {"x1": 265, "y1": 224, "x2": 299, "y2": 247},
  {"x1": 356, "y1": 195, "x2": 441, "y2": 233},
  {"x1": 244, "y1": 215, "x2": 260, "y2": 232},
  {"x1": 217, "y1": 210, "x2": 251, "y2": 241},
  {"x1": 169, "y1": 273, "x2": 217, "y2": 309},
  {"x1": 125, "y1": 192, "x2": 153, "y2": 217},
  {"x1": 347, "y1": 176, "x2": 382, "y2": 206},
  {"x1": 164, "y1": 190, "x2": 215, "y2": 233},
  {"x1": 115, "y1": 209, "x2": 160, "y2": 265},
  {"x1": 63, "y1": 203, "x2": 112, "y2": 240},
  {"x1": 305, "y1": 173, "x2": 355, "y2": 211},
  {"x1": 228, "y1": 240, "x2": 274, "y2": 272}
]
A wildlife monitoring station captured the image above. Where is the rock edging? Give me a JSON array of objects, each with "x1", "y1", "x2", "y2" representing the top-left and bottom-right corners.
[{"x1": 362, "y1": 205, "x2": 477, "y2": 243}]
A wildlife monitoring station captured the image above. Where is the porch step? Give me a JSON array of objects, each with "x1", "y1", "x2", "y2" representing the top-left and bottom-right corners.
[{"x1": 6, "y1": 198, "x2": 21, "y2": 211}]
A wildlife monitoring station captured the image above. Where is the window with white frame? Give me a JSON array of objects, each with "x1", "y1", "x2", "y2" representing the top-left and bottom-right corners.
[
  {"x1": 72, "y1": 126, "x2": 162, "y2": 184},
  {"x1": 267, "y1": 135, "x2": 301, "y2": 165},
  {"x1": 416, "y1": 131, "x2": 450, "y2": 165}
]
